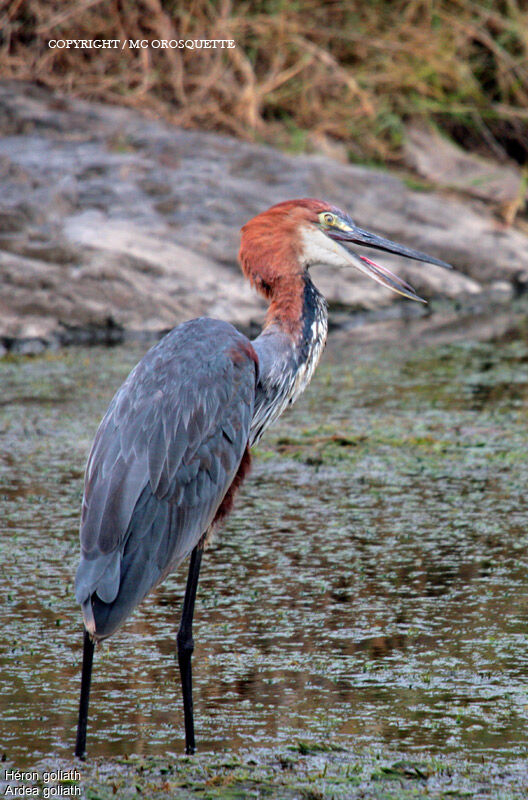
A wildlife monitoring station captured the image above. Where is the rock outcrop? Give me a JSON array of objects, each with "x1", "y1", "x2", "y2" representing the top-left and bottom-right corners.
[{"x1": 1, "y1": 81, "x2": 527, "y2": 351}]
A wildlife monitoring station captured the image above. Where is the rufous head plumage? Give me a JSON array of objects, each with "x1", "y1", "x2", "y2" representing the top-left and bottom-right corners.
[{"x1": 239, "y1": 198, "x2": 451, "y2": 306}]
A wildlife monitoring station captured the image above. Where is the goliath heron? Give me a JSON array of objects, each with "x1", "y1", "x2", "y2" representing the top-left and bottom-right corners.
[{"x1": 74, "y1": 198, "x2": 451, "y2": 758}]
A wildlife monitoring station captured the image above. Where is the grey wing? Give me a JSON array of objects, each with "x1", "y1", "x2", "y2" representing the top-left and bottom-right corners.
[{"x1": 74, "y1": 318, "x2": 258, "y2": 639}]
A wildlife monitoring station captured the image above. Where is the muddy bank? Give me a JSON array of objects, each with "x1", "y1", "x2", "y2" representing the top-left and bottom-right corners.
[{"x1": 1, "y1": 81, "x2": 528, "y2": 354}]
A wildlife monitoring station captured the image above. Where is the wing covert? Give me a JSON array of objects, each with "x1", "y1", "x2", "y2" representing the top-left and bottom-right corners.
[{"x1": 75, "y1": 318, "x2": 258, "y2": 637}]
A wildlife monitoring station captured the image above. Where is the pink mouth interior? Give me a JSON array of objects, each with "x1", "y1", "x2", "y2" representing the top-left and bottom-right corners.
[{"x1": 359, "y1": 255, "x2": 416, "y2": 294}]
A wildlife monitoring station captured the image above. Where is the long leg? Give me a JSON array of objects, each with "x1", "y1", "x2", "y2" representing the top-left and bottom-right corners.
[
  {"x1": 75, "y1": 629, "x2": 95, "y2": 759},
  {"x1": 177, "y1": 544, "x2": 203, "y2": 754}
]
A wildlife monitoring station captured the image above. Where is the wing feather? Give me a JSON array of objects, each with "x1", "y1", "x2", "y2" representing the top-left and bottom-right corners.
[{"x1": 75, "y1": 318, "x2": 258, "y2": 638}]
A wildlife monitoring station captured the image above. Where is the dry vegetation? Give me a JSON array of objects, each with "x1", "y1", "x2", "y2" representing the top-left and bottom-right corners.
[{"x1": 1, "y1": 0, "x2": 528, "y2": 164}]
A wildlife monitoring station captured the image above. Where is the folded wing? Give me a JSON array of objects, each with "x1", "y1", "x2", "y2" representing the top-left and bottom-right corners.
[{"x1": 75, "y1": 318, "x2": 258, "y2": 638}]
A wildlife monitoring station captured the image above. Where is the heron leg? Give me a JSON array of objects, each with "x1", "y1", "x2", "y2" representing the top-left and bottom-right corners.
[
  {"x1": 75, "y1": 628, "x2": 95, "y2": 759},
  {"x1": 177, "y1": 544, "x2": 203, "y2": 755}
]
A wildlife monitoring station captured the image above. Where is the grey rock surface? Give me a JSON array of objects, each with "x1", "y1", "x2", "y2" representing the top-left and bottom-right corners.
[
  {"x1": 0, "y1": 81, "x2": 527, "y2": 349},
  {"x1": 404, "y1": 123, "x2": 524, "y2": 206}
]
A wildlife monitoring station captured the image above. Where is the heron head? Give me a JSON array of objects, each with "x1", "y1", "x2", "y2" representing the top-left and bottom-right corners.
[{"x1": 239, "y1": 199, "x2": 451, "y2": 303}]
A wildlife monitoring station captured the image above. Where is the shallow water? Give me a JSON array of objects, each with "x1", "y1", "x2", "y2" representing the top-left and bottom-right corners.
[{"x1": 1, "y1": 323, "x2": 528, "y2": 767}]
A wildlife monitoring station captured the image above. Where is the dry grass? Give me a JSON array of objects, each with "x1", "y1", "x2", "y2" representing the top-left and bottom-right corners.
[{"x1": 1, "y1": 0, "x2": 528, "y2": 163}]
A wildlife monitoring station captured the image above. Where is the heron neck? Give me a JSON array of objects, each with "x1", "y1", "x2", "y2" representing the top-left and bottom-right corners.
[
  {"x1": 261, "y1": 271, "x2": 327, "y2": 346},
  {"x1": 262, "y1": 272, "x2": 307, "y2": 337},
  {"x1": 250, "y1": 274, "x2": 328, "y2": 444}
]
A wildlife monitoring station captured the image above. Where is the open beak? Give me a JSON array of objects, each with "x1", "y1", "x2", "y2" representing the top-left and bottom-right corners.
[{"x1": 328, "y1": 224, "x2": 452, "y2": 303}]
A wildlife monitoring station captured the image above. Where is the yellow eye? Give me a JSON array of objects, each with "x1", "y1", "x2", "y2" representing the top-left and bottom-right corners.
[{"x1": 321, "y1": 212, "x2": 335, "y2": 226}]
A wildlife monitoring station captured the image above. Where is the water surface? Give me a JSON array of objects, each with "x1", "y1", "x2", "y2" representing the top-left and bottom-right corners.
[{"x1": 1, "y1": 323, "x2": 528, "y2": 767}]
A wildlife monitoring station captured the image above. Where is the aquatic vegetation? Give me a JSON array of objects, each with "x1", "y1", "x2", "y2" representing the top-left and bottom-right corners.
[{"x1": 1, "y1": 327, "x2": 528, "y2": 797}]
